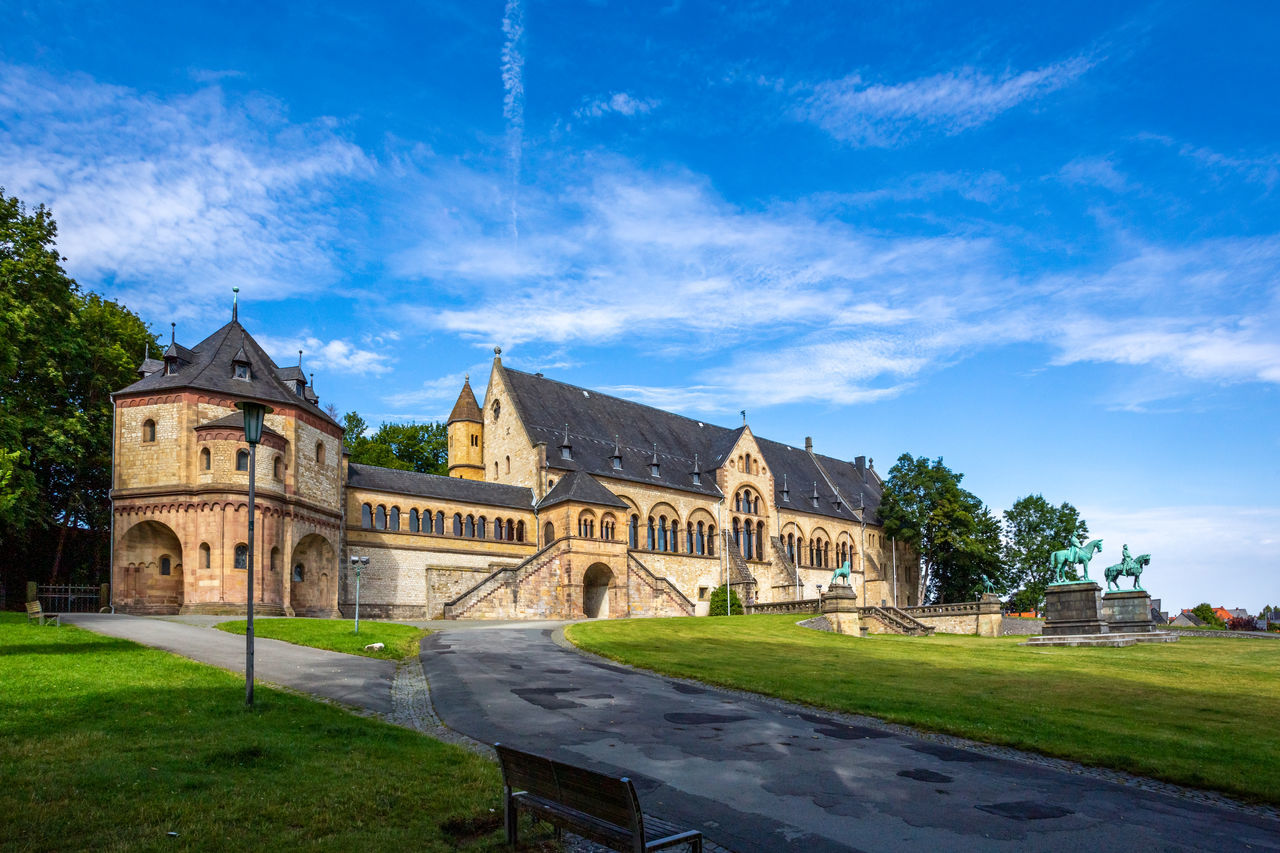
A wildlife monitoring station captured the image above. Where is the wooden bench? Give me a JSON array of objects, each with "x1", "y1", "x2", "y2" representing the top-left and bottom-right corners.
[
  {"x1": 495, "y1": 743, "x2": 702, "y2": 852},
  {"x1": 26, "y1": 601, "x2": 61, "y2": 626}
]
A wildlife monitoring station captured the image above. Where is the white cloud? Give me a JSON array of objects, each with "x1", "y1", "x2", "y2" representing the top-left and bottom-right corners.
[
  {"x1": 257, "y1": 335, "x2": 392, "y2": 376},
  {"x1": 0, "y1": 65, "x2": 371, "y2": 319},
  {"x1": 1080, "y1": 505, "x2": 1280, "y2": 613},
  {"x1": 575, "y1": 92, "x2": 660, "y2": 119},
  {"x1": 798, "y1": 56, "x2": 1093, "y2": 147},
  {"x1": 1059, "y1": 156, "x2": 1132, "y2": 193}
]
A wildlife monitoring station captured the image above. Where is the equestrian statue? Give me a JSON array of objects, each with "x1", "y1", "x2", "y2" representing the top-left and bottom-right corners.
[
  {"x1": 1103, "y1": 544, "x2": 1150, "y2": 591},
  {"x1": 829, "y1": 560, "x2": 853, "y2": 587},
  {"x1": 1049, "y1": 537, "x2": 1104, "y2": 584}
]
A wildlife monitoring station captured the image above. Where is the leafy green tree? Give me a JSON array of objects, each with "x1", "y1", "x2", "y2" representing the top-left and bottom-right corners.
[
  {"x1": 707, "y1": 584, "x2": 743, "y2": 616},
  {"x1": 1002, "y1": 495, "x2": 1089, "y2": 611},
  {"x1": 878, "y1": 454, "x2": 1005, "y2": 604},
  {"x1": 342, "y1": 412, "x2": 448, "y2": 475},
  {"x1": 1, "y1": 188, "x2": 158, "y2": 583},
  {"x1": 1191, "y1": 603, "x2": 1225, "y2": 629}
]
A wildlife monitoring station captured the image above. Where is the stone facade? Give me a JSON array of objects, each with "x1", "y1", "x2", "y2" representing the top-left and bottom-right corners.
[{"x1": 111, "y1": 317, "x2": 920, "y2": 621}]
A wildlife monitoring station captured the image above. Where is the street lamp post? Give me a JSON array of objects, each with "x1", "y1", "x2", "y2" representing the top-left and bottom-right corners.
[
  {"x1": 235, "y1": 400, "x2": 273, "y2": 707},
  {"x1": 350, "y1": 556, "x2": 369, "y2": 634}
]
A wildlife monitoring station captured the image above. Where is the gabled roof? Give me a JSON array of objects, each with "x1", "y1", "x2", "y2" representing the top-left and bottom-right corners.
[
  {"x1": 498, "y1": 366, "x2": 884, "y2": 522},
  {"x1": 347, "y1": 463, "x2": 534, "y2": 511},
  {"x1": 115, "y1": 319, "x2": 336, "y2": 426},
  {"x1": 537, "y1": 470, "x2": 629, "y2": 511},
  {"x1": 448, "y1": 379, "x2": 483, "y2": 424}
]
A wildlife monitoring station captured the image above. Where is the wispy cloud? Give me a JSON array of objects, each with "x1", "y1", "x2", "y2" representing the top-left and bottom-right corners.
[
  {"x1": 257, "y1": 335, "x2": 393, "y2": 376},
  {"x1": 501, "y1": 0, "x2": 526, "y2": 240},
  {"x1": 0, "y1": 64, "x2": 371, "y2": 319},
  {"x1": 797, "y1": 56, "x2": 1093, "y2": 147},
  {"x1": 575, "y1": 92, "x2": 660, "y2": 119}
]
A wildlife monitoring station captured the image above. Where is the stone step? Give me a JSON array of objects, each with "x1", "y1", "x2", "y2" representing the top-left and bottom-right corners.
[{"x1": 1021, "y1": 631, "x2": 1179, "y2": 647}]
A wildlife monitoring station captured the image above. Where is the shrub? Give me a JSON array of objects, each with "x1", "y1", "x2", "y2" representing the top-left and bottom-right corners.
[
  {"x1": 1227, "y1": 615, "x2": 1258, "y2": 631},
  {"x1": 707, "y1": 584, "x2": 743, "y2": 616}
]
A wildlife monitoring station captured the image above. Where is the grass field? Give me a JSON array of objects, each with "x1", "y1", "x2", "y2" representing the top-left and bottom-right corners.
[
  {"x1": 567, "y1": 614, "x2": 1280, "y2": 804},
  {"x1": 0, "y1": 613, "x2": 526, "y2": 851},
  {"x1": 215, "y1": 617, "x2": 428, "y2": 660}
]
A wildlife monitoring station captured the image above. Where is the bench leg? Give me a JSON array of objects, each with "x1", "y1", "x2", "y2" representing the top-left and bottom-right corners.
[{"x1": 504, "y1": 794, "x2": 518, "y2": 847}]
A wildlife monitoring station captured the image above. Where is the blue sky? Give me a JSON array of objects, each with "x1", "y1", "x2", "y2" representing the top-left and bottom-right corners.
[{"x1": 3, "y1": 1, "x2": 1277, "y2": 612}]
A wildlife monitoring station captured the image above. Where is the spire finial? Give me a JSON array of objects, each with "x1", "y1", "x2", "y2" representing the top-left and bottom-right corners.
[
  {"x1": 232, "y1": 286, "x2": 239, "y2": 322},
  {"x1": 170, "y1": 322, "x2": 175, "y2": 346},
  {"x1": 494, "y1": 345, "x2": 502, "y2": 356},
  {"x1": 298, "y1": 350, "x2": 303, "y2": 367},
  {"x1": 741, "y1": 409, "x2": 746, "y2": 425},
  {"x1": 464, "y1": 373, "x2": 470, "y2": 383}
]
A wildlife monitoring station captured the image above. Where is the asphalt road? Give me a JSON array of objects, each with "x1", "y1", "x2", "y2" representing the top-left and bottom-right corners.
[{"x1": 420, "y1": 623, "x2": 1280, "y2": 853}]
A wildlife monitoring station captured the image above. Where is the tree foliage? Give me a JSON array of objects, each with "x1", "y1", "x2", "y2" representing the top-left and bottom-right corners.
[
  {"x1": 1002, "y1": 494, "x2": 1089, "y2": 611},
  {"x1": 707, "y1": 584, "x2": 743, "y2": 616},
  {"x1": 342, "y1": 412, "x2": 448, "y2": 475},
  {"x1": 1, "y1": 188, "x2": 158, "y2": 584},
  {"x1": 878, "y1": 453, "x2": 1004, "y2": 604},
  {"x1": 1191, "y1": 603, "x2": 1226, "y2": 629}
]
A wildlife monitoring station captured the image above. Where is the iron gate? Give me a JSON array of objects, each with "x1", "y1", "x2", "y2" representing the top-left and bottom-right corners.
[{"x1": 37, "y1": 584, "x2": 103, "y2": 613}]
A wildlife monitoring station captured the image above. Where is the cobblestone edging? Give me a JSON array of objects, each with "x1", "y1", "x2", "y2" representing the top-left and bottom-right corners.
[{"x1": 553, "y1": 626, "x2": 1280, "y2": 826}]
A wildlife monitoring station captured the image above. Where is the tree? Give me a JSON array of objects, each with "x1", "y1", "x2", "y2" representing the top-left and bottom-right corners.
[
  {"x1": 707, "y1": 584, "x2": 743, "y2": 616},
  {"x1": 878, "y1": 454, "x2": 1005, "y2": 604},
  {"x1": 1191, "y1": 603, "x2": 1225, "y2": 629},
  {"x1": 1002, "y1": 495, "x2": 1089, "y2": 611},
  {"x1": 342, "y1": 411, "x2": 448, "y2": 475},
  {"x1": 1, "y1": 188, "x2": 158, "y2": 585}
]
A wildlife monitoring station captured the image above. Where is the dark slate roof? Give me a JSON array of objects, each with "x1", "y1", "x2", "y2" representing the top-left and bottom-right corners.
[
  {"x1": 347, "y1": 463, "x2": 534, "y2": 510},
  {"x1": 500, "y1": 366, "x2": 884, "y2": 523},
  {"x1": 448, "y1": 380, "x2": 483, "y2": 424},
  {"x1": 537, "y1": 470, "x2": 629, "y2": 510},
  {"x1": 115, "y1": 319, "x2": 336, "y2": 426},
  {"x1": 275, "y1": 365, "x2": 305, "y2": 384},
  {"x1": 194, "y1": 412, "x2": 285, "y2": 440},
  {"x1": 137, "y1": 357, "x2": 163, "y2": 378}
]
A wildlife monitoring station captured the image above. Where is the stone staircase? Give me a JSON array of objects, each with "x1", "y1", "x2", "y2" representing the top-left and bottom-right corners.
[
  {"x1": 442, "y1": 540, "x2": 565, "y2": 619},
  {"x1": 769, "y1": 535, "x2": 800, "y2": 587},
  {"x1": 626, "y1": 554, "x2": 696, "y2": 617},
  {"x1": 723, "y1": 535, "x2": 758, "y2": 603},
  {"x1": 861, "y1": 605, "x2": 935, "y2": 636}
]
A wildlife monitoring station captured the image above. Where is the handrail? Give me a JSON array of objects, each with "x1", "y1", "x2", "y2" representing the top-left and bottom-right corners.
[
  {"x1": 442, "y1": 539, "x2": 563, "y2": 615},
  {"x1": 627, "y1": 554, "x2": 696, "y2": 614}
]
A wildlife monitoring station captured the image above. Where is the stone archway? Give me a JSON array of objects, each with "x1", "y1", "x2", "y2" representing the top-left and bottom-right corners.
[
  {"x1": 116, "y1": 520, "x2": 184, "y2": 613},
  {"x1": 289, "y1": 533, "x2": 337, "y2": 616},
  {"x1": 582, "y1": 563, "x2": 613, "y2": 619}
]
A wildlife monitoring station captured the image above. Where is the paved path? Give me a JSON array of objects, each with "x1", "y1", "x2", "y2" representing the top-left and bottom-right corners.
[
  {"x1": 64, "y1": 613, "x2": 395, "y2": 714},
  {"x1": 421, "y1": 623, "x2": 1280, "y2": 853}
]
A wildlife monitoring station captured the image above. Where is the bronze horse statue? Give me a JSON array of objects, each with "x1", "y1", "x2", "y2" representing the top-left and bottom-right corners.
[
  {"x1": 1049, "y1": 539, "x2": 1103, "y2": 583},
  {"x1": 829, "y1": 560, "x2": 853, "y2": 587},
  {"x1": 1104, "y1": 553, "x2": 1150, "y2": 591}
]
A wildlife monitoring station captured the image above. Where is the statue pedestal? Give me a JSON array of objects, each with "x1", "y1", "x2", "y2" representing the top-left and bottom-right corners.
[
  {"x1": 1043, "y1": 581, "x2": 1108, "y2": 636},
  {"x1": 820, "y1": 585, "x2": 861, "y2": 636},
  {"x1": 1103, "y1": 590, "x2": 1153, "y2": 633},
  {"x1": 977, "y1": 593, "x2": 1003, "y2": 638}
]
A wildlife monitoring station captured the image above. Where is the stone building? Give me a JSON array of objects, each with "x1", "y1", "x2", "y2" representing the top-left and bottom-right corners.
[{"x1": 111, "y1": 314, "x2": 919, "y2": 619}]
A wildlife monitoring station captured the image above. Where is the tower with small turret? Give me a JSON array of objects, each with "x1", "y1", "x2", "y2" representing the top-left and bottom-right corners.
[{"x1": 447, "y1": 377, "x2": 485, "y2": 480}]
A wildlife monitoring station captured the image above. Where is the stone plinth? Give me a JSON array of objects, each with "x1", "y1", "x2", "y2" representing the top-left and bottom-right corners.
[
  {"x1": 820, "y1": 585, "x2": 860, "y2": 636},
  {"x1": 977, "y1": 594, "x2": 1003, "y2": 638},
  {"x1": 1103, "y1": 589, "x2": 1154, "y2": 633},
  {"x1": 1043, "y1": 581, "x2": 1107, "y2": 636}
]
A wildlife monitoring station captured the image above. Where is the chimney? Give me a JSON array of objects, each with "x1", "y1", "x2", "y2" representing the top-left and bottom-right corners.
[
  {"x1": 855, "y1": 456, "x2": 866, "y2": 475},
  {"x1": 804, "y1": 436, "x2": 813, "y2": 452}
]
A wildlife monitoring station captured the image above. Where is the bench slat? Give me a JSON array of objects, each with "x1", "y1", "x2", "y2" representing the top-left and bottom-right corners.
[{"x1": 551, "y1": 760, "x2": 639, "y2": 831}]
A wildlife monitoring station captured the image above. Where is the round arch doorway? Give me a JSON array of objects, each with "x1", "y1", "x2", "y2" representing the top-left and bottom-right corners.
[{"x1": 582, "y1": 563, "x2": 614, "y2": 619}]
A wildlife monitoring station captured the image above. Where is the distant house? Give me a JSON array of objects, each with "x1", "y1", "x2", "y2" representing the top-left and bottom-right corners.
[
  {"x1": 1170, "y1": 610, "x2": 1206, "y2": 628},
  {"x1": 1212, "y1": 606, "x2": 1235, "y2": 624}
]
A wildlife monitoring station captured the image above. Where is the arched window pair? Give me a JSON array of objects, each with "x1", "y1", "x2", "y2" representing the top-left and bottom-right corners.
[{"x1": 578, "y1": 514, "x2": 596, "y2": 538}]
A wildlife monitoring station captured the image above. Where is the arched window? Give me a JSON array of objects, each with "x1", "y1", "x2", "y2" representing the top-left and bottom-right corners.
[
  {"x1": 389, "y1": 506, "x2": 400, "y2": 531},
  {"x1": 707, "y1": 526, "x2": 716, "y2": 556},
  {"x1": 732, "y1": 517, "x2": 741, "y2": 551},
  {"x1": 234, "y1": 544, "x2": 248, "y2": 569},
  {"x1": 270, "y1": 547, "x2": 280, "y2": 572},
  {"x1": 629, "y1": 515, "x2": 639, "y2": 549},
  {"x1": 453, "y1": 513, "x2": 463, "y2": 536},
  {"x1": 757, "y1": 521, "x2": 766, "y2": 561},
  {"x1": 669, "y1": 519, "x2": 679, "y2": 553},
  {"x1": 544, "y1": 521, "x2": 555, "y2": 543},
  {"x1": 657, "y1": 517, "x2": 667, "y2": 551},
  {"x1": 200, "y1": 447, "x2": 210, "y2": 470},
  {"x1": 361, "y1": 504, "x2": 372, "y2": 528},
  {"x1": 824, "y1": 541, "x2": 830, "y2": 568},
  {"x1": 516, "y1": 520, "x2": 525, "y2": 542},
  {"x1": 142, "y1": 419, "x2": 156, "y2": 443},
  {"x1": 200, "y1": 542, "x2": 211, "y2": 568},
  {"x1": 159, "y1": 555, "x2": 171, "y2": 576},
  {"x1": 236, "y1": 450, "x2": 249, "y2": 471},
  {"x1": 494, "y1": 462, "x2": 499, "y2": 478},
  {"x1": 409, "y1": 508, "x2": 419, "y2": 532},
  {"x1": 505, "y1": 455, "x2": 511, "y2": 474},
  {"x1": 292, "y1": 563, "x2": 304, "y2": 582},
  {"x1": 507, "y1": 518, "x2": 516, "y2": 541},
  {"x1": 466, "y1": 515, "x2": 476, "y2": 537},
  {"x1": 273, "y1": 455, "x2": 284, "y2": 480},
  {"x1": 495, "y1": 518, "x2": 505, "y2": 540},
  {"x1": 787, "y1": 533, "x2": 795, "y2": 562},
  {"x1": 375, "y1": 505, "x2": 387, "y2": 530},
  {"x1": 602, "y1": 515, "x2": 615, "y2": 540},
  {"x1": 436, "y1": 511, "x2": 445, "y2": 535},
  {"x1": 478, "y1": 516, "x2": 487, "y2": 539},
  {"x1": 316, "y1": 441, "x2": 325, "y2": 464},
  {"x1": 696, "y1": 522, "x2": 705, "y2": 555},
  {"x1": 647, "y1": 517, "x2": 656, "y2": 550}
]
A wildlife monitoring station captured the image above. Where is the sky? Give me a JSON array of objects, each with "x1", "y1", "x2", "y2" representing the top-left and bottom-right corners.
[{"x1": 2, "y1": 1, "x2": 1277, "y2": 613}]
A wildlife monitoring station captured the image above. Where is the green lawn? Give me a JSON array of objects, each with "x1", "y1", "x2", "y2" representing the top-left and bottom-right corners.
[
  {"x1": 567, "y1": 614, "x2": 1280, "y2": 804},
  {"x1": 0, "y1": 613, "x2": 533, "y2": 851},
  {"x1": 216, "y1": 617, "x2": 428, "y2": 660}
]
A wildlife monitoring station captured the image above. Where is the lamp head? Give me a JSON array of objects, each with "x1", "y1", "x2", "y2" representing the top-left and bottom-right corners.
[{"x1": 235, "y1": 400, "x2": 274, "y2": 445}]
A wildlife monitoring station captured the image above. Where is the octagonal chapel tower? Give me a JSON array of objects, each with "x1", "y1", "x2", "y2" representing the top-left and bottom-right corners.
[{"x1": 110, "y1": 305, "x2": 344, "y2": 616}]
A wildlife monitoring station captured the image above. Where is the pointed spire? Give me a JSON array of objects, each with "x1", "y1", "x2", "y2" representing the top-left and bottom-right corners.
[
  {"x1": 309, "y1": 371, "x2": 315, "y2": 390},
  {"x1": 447, "y1": 377, "x2": 483, "y2": 425},
  {"x1": 232, "y1": 287, "x2": 239, "y2": 322},
  {"x1": 781, "y1": 473, "x2": 790, "y2": 502}
]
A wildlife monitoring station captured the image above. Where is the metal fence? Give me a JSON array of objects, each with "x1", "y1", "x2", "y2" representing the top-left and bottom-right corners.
[{"x1": 37, "y1": 584, "x2": 104, "y2": 613}]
